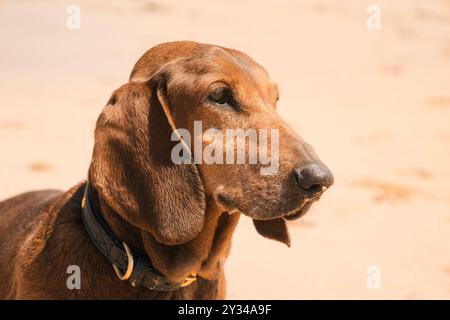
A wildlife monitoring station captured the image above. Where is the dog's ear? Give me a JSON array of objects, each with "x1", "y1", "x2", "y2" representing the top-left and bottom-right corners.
[
  {"x1": 89, "y1": 79, "x2": 205, "y2": 245},
  {"x1": 253, "y1": 218, "x2": 291, "y2": 247}
]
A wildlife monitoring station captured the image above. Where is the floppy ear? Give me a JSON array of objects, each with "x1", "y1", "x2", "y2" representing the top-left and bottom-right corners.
[
  {"x1": 253, "y1": 218, "x2": 291, "y2": 247},
  {"x1": 89, "y1": 79, "x2": 205, "y2": 245}
]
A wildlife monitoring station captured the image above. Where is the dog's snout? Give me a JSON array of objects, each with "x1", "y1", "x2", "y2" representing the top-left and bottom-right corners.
[{"x1": 294, "y1": 163, "x2": 334, "y2": 194}]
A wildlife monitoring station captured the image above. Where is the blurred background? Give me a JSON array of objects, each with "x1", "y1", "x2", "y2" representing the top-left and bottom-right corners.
[{"x1": 1, "y1": 0, "x2": 450, "y2": 299}]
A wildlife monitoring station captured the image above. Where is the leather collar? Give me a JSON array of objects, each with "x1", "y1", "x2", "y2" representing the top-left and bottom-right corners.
[{"x1": 80, "y1": 181, "x2": 197, "y2": 291}]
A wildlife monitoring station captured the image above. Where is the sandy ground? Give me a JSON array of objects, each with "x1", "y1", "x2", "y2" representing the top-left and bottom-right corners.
[{"x1": 1, "y1": 0, "x2": 450, "y2": 299}]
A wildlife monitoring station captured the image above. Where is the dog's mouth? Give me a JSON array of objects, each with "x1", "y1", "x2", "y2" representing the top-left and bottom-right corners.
[
  {"x1": 214, "y1": 186, "x2": 323, "y2": 221},
  {"x1": 283, "y1": 201, "x2": 313, "y2": 221},
  {"x1": 282, "y1": 191, "x2": 324, "y2": 221}
]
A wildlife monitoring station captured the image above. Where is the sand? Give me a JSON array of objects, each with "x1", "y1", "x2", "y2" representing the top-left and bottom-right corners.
[{"x1": 1, "y1": 0, "x2": 449, "y2": 299}]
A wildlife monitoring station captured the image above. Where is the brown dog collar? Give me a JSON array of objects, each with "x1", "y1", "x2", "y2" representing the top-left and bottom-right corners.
[{"x1": 80, "y1": 181, "x2": 197, "y2": 291}]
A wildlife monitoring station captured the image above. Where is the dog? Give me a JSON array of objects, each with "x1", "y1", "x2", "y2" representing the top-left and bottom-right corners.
[{"x1": 0, "y1": 41, "x2": 333, "y2": 299}]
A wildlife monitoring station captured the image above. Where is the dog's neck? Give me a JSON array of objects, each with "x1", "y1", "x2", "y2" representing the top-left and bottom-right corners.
[{"x1": 87, "y1": 182, "x2": 240, "y2": 285}]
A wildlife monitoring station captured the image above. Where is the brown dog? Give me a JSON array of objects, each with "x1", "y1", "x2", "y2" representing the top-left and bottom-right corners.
[{"x1": 0, "y1": 41, "x2": 333, "y2": 299}]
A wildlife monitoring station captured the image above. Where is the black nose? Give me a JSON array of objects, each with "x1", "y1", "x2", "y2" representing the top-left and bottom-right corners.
[{"x1": 294, "y1": 163, "x2": 334, "y2": 194}]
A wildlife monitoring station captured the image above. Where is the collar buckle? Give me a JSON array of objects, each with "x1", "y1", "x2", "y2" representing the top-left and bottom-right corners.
[
  {"x1": 112, "y1": 242, "x2": 134, "y2": 281},
  {"x1": 181, "y1": 273, "x2": 197, "y2": 287}
]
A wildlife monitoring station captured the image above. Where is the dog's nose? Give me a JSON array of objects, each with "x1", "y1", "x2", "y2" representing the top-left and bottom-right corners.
[{"x1": 294, "y1": 163, "x2": 334, "y2": 194}]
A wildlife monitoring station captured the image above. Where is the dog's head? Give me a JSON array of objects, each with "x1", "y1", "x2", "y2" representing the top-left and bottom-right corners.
[{"x1": 90, "y1": 41, "x2": 333, "y2": 247}]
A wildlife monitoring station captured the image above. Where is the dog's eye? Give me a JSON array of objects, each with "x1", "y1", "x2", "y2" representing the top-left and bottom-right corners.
[{"x1": 208, "y1": 87, "x2": 235, "y2": 107}]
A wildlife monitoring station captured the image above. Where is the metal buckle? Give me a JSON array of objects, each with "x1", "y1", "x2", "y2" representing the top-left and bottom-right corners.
[
  {"x1": 113, "y1": 242, "x2": 134, "y2": 281},
  {"x1": 180, "y1": 273, "x2": 197, "y2": 287}
]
